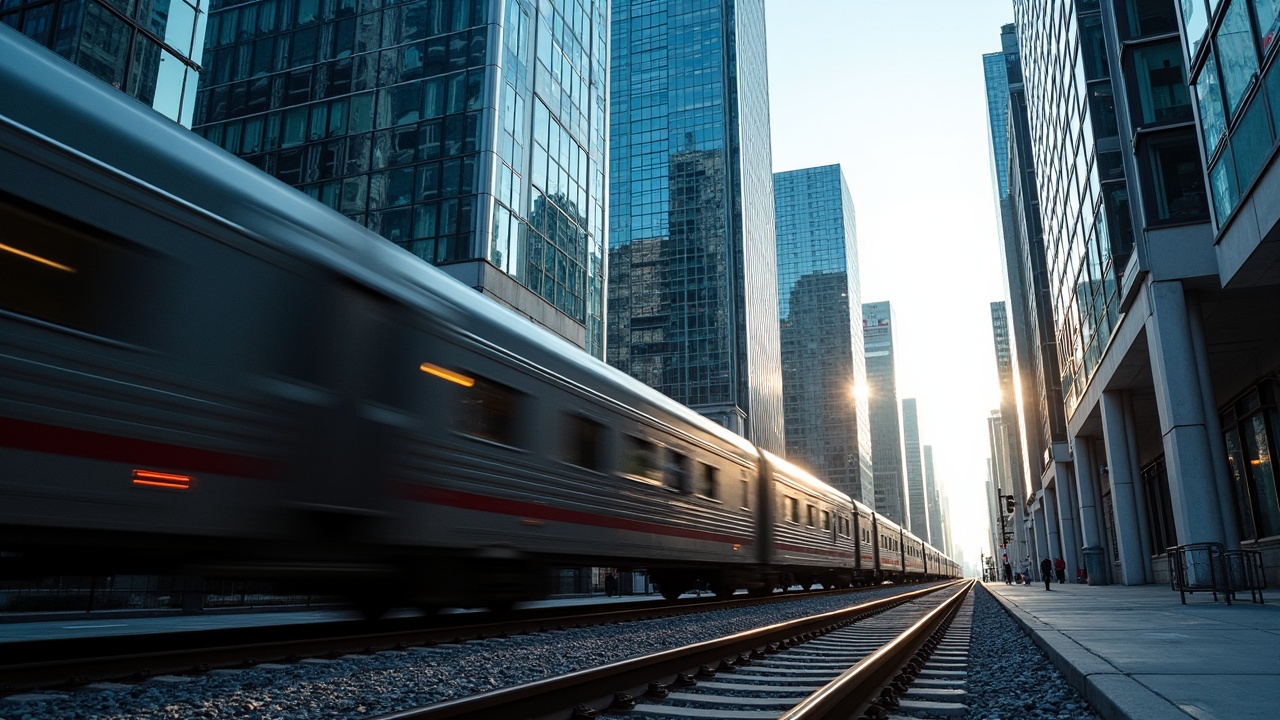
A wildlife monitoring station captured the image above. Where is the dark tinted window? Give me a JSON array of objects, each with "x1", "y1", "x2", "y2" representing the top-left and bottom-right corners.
[
  {"x1": 0, "y1": 193, "x2": 159, "y2": 343},
  {"x1": 457, "y1": 375, "x2": 520, "y2": 446}
]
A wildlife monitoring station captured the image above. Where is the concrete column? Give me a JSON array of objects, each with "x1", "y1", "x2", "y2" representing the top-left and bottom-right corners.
[
  {"x1": 1122, "y1": 392, "x2": 1156, "y2": 582},
  {"x1": 1033, "y1": 499, "x2": 1050, "y2": 578},
  {"x1": 1145, "y1": 281, "x2": 1227, "y2": 547},
  {"x1": 1045, "y1": 484, "x2": 1063, "y2": 560},
  {"x1": 1101, "y1": 390, "x2": 1149, "y2": 585},
  {"x1": 1055, "y1": 458, "x2": 1083, "y2": 572},
  {"x1": 1187, "y1": 292, "x2": 1241, "y2": 549},
  {"x1": 1072, "y1": 435, "x2": 1103, "y2": 548}
]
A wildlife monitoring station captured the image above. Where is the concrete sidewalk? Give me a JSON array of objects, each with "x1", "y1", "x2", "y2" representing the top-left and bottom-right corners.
[{"x1": 984, "y1": 580, "x2": 1280, "y2": 720}]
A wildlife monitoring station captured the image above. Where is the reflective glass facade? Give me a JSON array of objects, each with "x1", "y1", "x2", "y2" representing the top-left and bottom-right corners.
[
  {"x1": 901, "y1": 397, "x2": 929, "y2": 540},
  {"x1": 2, "y1": 0, "x2": 206, "y2": 125},
  {"x1": 1013, "y1": 0, "x2": 1136, "y2": 417},
  {"x1": 607, "y1": 0, "x2": 783, "y2": 453},
  {"x1": 863, "y1": 300, "x2": 906, "y2": 525},
  {"x1": 1180, "y1": 0, "x2": 1280, "y2": 227},
  {"x1": 191, "y1": 0, "x2": 608, "y2": 356},
  {"x1": 774, "y1": 165, "x2": 871, "y2": 504},
  {"x1": 925, "y1": 445, "x2": 943, "y2": 548}
]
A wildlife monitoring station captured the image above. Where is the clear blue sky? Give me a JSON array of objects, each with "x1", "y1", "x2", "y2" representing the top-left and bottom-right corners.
[{"x1": 765, "y1": 0, "x2": 1016, "y2": 568}]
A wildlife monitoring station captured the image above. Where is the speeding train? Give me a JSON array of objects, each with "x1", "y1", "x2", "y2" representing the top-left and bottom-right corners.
[{"x1": 0, "y1": 27, "x2": 959, "y2": 613}]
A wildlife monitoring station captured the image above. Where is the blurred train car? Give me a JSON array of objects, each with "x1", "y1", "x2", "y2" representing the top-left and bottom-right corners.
[{"x1": 0, "y1": 26, "x2": 959, "y2": 613}]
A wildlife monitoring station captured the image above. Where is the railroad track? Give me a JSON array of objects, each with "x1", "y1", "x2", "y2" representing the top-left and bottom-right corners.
[
  {"x1": 366, "y1": 579, "x2": 973, "y2": 720},
  {"x1": 0, "y1": 584, "x2": 904, "y2": 693}
]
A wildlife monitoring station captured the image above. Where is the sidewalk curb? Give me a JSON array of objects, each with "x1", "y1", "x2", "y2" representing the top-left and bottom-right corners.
[{"x1": 982, "y1": 583, "x2": 1191, "y2": 720}]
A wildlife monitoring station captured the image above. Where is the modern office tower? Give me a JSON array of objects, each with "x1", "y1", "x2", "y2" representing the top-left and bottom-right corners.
[
  {"x1": 2, "y1": 0, "x2": 206, "y2": 125},
  {"x1": 985, "y1": 23, "x2": 1074, "y2": 573},
  {"x1": 607, "y1": 0, "x2": 783, "y2": 453},
  {"x1": 901, "y1": 398, "x2": 929, "y2": 541},
  {"x1": 1180, "y1": 0, "x2": 1280, "y2": 556},
  {"x1": 774, "y1": 165, "x2": 872, "y2": 503},
  {"x1": 985, "y1": 468, "x2": 999, "y2": 564},
  {"x1": 988, "y1": 409, "x2": 1023, "y2": 567},
  {"x1": 863, "y1": 301, "x2": 907, "y2": 525},
  {"x1": 1010, "y1": 0, "x2": 1245, "y2": 586},
  {"x1": 924, "y1": 445, "x2": 944, "y2": 549},
  {"x1": 192, "y1": 0, "x2": 609, "y2": 356}
]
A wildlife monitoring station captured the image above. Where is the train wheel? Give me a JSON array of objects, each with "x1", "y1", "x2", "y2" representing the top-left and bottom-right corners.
[
  {"x1": 712, "y1": 582, "x2": 735, "y2": 600},
  {"x1": 660, "y1": 585, "x2": 683, "y2": 601}
]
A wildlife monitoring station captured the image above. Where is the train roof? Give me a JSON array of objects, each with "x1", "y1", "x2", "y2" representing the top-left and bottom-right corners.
[{"x1": 0, "y1": 27, "x2": 759, "y2": 461}]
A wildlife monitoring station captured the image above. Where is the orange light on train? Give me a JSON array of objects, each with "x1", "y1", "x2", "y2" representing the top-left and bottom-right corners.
[
  {"x1": 132, "y1": 469, "x2": 194, "y2": 489},
  {"x1": 419, "y1": 362, "x2": 475, "y2": 387},
  {"x1": 0, "y1": 241, "x2": 75, "y2": 273}
]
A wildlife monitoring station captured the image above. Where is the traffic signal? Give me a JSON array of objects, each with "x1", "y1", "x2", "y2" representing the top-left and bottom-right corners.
[{"x1": 1005, "y1": 495, "x2": 1016, "y2": 514}]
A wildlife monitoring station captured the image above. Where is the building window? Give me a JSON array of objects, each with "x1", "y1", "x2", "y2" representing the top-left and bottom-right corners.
[
  {"x1": 1196, "y1": 53, "x2": 1228, "y2": 158},
  {"x1": 1210, "y1": 149, "x2": 1240, "y2": 219},
  {"x1": 1131, "y1": 41, "x2": 1193, "y2": 125},
  {"x1": 1181, "y1": 0, "x2": 1211, "y2": 57},
  {"x1": 1145, "y1": 131, "x2": 1209, "y2": 221},
  {"x1": 1253, "y1": 0, "x2": 1280, "y2": 55},
  {"x1": 1231, "y1": 93, "x2": 1275, "y2": 189},
  {"x1": 1125, "y1": 0, "x2": 1179, "y2": 38},
  {"x1": 1223, "y1": 385, "x2": 1280, "y2": 541},
  {"x1": 1141, "y1": 457, "x2": 1178, "y2": 553},
  {"x1": 1217, "y1": 0, "x2": 1260, "y2": 116}
]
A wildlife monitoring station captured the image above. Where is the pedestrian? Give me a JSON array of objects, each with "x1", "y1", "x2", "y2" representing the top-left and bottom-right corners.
[
  {"x1": 1054, "y1": 556, "x2": 1067, "y2": 584},
  {"x1": 1002, "y1": 553, "x2": 1012, "y2": 584},
  {"x1": 1040, "y1": 557, "x2": 1053, "y2": 590},
  {"x1": 1022, "y1": 561, "x2": 1032, "y2": 585},
  {"x1": 605, "y1": 572, "x2": 618, "y2": 597}
]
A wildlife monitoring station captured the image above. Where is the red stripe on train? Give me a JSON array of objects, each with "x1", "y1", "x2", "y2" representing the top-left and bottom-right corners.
[
  {"x1": 0, "y1": 416, "x2": 281, "y2": 479},
  {"x1": 394, "y1": 483, "x2": 754, "y2": 548}
]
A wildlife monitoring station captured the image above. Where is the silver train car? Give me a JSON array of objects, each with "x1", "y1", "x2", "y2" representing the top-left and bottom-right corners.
[{"x1": 0, "y1": 26, "x2": 958, "y2": 613}]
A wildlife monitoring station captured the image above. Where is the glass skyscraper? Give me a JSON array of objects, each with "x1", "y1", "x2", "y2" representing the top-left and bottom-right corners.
[
  {"x1": 773, "y1": 164, "x2": 871, "y2": 504},
  {"x1": 901, "y1": 397, "x2": 928, "y2": 541},
  {"x1": 606, "y1": 0, "x2": 783, "y2": 453},
  {"x1": 863, "y1": 300, "x2": 906, "y2": 525},
  {"x1": 2, "y1": 0, "x2": 207, "y2": 126},
  {"x1": 192, "y1": 0, "x2": 608, "y2": 356}
]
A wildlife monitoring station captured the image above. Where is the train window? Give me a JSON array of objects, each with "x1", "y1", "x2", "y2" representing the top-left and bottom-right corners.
[
  {"x1": 562, "y1": 414, "x2": 604, "y2": 471},
  {"x1": 806, "y1": 505, "x2": 816, "y2": 528},
  {"x1": 665, "y1": 451, "x2": 691, "y2": 492},
  {"x1": 621, "y1": 435, "x2": 662, "y2": 484},
  {"x1": 0, "y1": 192, "x2": 161, "y2": 344},
  {"x1": 695, "y1": 463, "x2": 719, "y2": 499},
  {"x1": 456, "y1": 374, "x2": 521, "y2": 446},
  {"x1": 785, "y1": 497, "x2": 800, "y2": 523},
  {"x1": 740, "y1": 477, "x2": 750, "y2": 510},
  {"x1": 821, "y1": 511, "x2": 831, "y2": 532}
]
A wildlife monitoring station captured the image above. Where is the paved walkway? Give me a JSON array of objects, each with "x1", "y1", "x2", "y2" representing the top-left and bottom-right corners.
[{"x1": 984, "y1": 579, "x2": 1280, "y2": 720}]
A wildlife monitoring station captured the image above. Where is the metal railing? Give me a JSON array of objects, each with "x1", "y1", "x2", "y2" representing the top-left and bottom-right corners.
[{"x1": 1167, "y1": 542, "x2": 1266, "y2": 605}]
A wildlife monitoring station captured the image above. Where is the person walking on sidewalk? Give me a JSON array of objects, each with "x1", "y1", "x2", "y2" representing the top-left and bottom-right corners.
[
  {"x1": 1040, "y1": 557, "x2": 1053, "y2": 591},
  {"x1": 1054, "y1": 556, "x2": 1067, "y2": 584},
  {"x1": 1002, "y1": 553, "x2": 1012, "y2": 584}
]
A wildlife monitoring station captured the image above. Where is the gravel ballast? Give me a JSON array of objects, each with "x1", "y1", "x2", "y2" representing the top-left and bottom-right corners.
[
  {"x1": 0, "y1": 585, "x2": 932, "y2": 720},
  {"x1": 943, "y1": 583, "x2": 1100, "y2": 720}
]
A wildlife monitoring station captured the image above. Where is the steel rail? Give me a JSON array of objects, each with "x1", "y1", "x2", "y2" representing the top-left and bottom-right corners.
[
  {"x1": 780, "y1": 578, "x2": 976, "y2": 720},
  {"x1": 0, "y1": 583, "x2": 885, "y2": 692},
  {"x1": 367, "y1": 580, "x2": 965, "y2": 720}
]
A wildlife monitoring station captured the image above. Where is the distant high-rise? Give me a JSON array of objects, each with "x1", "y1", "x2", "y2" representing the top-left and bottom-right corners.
[
  {"x1": 902, "y1": 398, "x2": 929, "y2": 540},
  {"x1": 924, "y1": 445, "x2": 943, "y2": 548},
  {"x1": 2, "y1": 0, "x2": 206, "y2": 125},
  {"x1": 863, "y1": 301, "x2": 906, "y2": 524},
  {"x1": 774, "y1": 165, "x2": 871, "y2": 503},
  {"x1": 607, "y1": 0, "x2": 783, "y2": 453},
  {"x1": 193, "y1": 0, "x2": 609, "y2": 356}
]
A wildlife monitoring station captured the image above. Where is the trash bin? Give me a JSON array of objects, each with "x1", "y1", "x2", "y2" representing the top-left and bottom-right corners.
[{"x1": 1083, "y1": 546, "x2": 1108, "y2": 586}]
